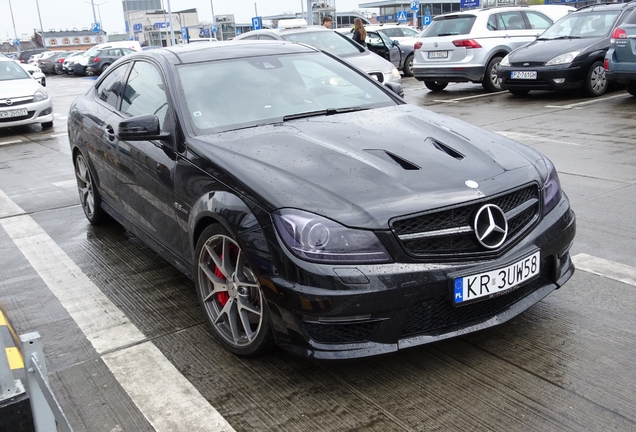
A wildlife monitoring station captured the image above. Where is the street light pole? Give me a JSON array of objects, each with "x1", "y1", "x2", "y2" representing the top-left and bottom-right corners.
[
  {"x1": 210, "y1": 0, "x2": 216, "y2": 39},
  {"x1": 8, "y1": 0, "x2": 20, "y2": 50},
  {"x1": 35, "y1": 0, "x2": 45, "y2": 42}
]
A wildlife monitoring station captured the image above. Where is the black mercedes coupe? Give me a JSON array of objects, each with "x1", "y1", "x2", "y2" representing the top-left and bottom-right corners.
[{"x1": 68, "y1": 41, "x2": 576, "y2": 360}]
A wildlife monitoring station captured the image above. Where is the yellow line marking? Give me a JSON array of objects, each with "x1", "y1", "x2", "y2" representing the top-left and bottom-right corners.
[
  {"x1": 6, "y1": 347, "x2": 24, "y2": 370},
  {"x1": 0, "y1": 310, "x2": 7, "y2": 326}
]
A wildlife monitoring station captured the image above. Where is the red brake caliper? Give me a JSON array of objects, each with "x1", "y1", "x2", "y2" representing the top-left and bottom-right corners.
[{"x1": 214, "y1": 254, "x2": 230, "y2": 306}]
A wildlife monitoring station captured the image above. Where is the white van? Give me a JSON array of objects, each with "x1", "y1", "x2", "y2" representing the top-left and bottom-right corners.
[{"x1": 71, "y1": 41, "x2": 142, "y2": 76}]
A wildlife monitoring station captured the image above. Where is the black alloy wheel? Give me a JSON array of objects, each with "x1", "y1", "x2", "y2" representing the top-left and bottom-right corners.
[
  {"x1": 74, "y1": 152, "x2": 106, "y2": 224},
  {"x1": 195, "y1": 225, "x2": 273, "y2": 357}
]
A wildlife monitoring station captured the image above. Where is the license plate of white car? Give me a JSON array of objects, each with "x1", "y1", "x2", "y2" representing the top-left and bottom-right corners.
[
  {"x1": 0, "y1": 108, "x2": 28, "y2": 118},
  {"x1": 453, "y1": 251, "x2": 540, "y2": 305},
  {"x1": 427, "y1": 51, "x2": 448, "y2": 59},
  {"x1": 511, "y1": 71, "x2": 537, "y2": 79}
]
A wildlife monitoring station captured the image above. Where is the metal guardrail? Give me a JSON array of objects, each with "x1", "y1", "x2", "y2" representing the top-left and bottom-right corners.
[{"x1": 1, "y1": 303, "x2": 74, "y2": 432}]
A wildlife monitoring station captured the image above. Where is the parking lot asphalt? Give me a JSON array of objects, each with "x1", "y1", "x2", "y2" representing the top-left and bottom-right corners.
[{"x1": 1, "y1": 74, "x2": 635, "y2": 431}]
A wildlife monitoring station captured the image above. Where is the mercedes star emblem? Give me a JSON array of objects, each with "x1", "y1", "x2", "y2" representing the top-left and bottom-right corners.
[
  {"x1": 474, "y1": 204, "x2": 508, "y2": 249},
  {"x1": 5, "y1": 99, "x2": 13, "y2": 106}
]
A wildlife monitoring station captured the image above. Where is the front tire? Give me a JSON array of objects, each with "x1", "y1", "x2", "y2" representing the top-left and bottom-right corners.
[
  {"x1": 424, "y1": 80, "x2": 448, "y2": 92},
  {"x1": 584, "y1": 61, "x2": 608, "y2": 97},
  {"x1": 195, "y1": 225, "x2": 273, "y2": 357},
  {"x1": 402, "y1": 54, "x2": 414, "y2": 77},
  {"x1": 482, "y1": 56, "x2": 503, "y2": 92},
  {"x1": 74, "y1": 152, "x2": 106, "y2": 224}
]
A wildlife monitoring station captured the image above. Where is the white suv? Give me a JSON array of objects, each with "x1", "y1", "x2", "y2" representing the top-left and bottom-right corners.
[{"x1": 412, "y1": 5, "x2": 574, "y2": 92}]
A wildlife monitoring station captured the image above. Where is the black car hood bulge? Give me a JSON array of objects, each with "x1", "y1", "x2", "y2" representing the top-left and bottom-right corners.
[
  {"x1": 188, "y1": 105, "x2": 544, "y2": 229},
  {"x1": 509, "y1": 37, "x2": 607, "y2": 63}
]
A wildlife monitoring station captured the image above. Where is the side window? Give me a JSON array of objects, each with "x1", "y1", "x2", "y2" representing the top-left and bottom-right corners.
[
  {"x1": 121, "y1": 61, "x2": 169, "y2": 130},
  {"x1": 501, "y1": 12, "x2": 526, "y2": 30},
  {"x1": 378, "y1": 31, "x2": 394, "y2": 47},
  {"x1": 258, "y1": 34, "x2": 278, "y2": 40},
  {"x1": 401, "y1": 28, "x2": 419, "y2": 37},
  {"x1": 487, "y1": 14, "x2": 499, "y2": 31},
  {"x1": 367, "y1": 32, "x2": 385, "y2": 48},
  {"x1": 382, "y1": 28, "x2": 402, "y2": 38},
  {"x1": 626, "y1": 9, "x2": 636, "y2": 25},
  {"x1": 525, "y1": 12, "x2": 552, "y2": 30},
  {"x1": 242, "y1": 35, "x2": 259, "y2": 40},
  {"x1": 96, "y1": 64, "x2": 129, "y2": 108}
]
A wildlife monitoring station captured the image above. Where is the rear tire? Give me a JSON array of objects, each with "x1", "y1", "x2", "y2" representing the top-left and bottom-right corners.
[
  {"x1": 402, "y1": 54, "x2": 414, "y2": 77},
  {"x1": 482, "y1": 56, "x2": 503, "y2": 92},
  {"x1": 101, "y1": 63, "x2": 111, "y2": 74},
  {"x1": 424, "y1": 80, "x2": 448, "y2": 92},
  {"x1": 626, "y1": 82, "x2": 636, "y2": 97},
  {"x1": 583, "y1": 61, "x2": 607, "y2": 97}
]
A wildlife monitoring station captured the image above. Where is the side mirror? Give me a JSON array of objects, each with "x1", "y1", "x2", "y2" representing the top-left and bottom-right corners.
[
  {"x1": 384, "y1": 81, "x2": 404, "y2": 98},
  {"x1": 117, "y1": 114, "x2": 170, "y2": 141},
  {"x1": 392, "y1": 39, "x2": 400, "y2": 46}
]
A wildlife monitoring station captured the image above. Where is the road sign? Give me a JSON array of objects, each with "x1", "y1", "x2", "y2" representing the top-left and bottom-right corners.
[
  {"x1": 252, "y1": 16, "x2": 262, "y2": 30},
  {"x1": 181, "y1": 27, "x2": 188, "y2": 40},
  {"x1": 410, "y1": 1, "x2": 419, "y2": 11},
  {"x1": 91, "y1": 22, "x2": 101, "y2": 33},
  {"x1": 397, "y1": 10, "x2": 408, "y2": 23},
  {"x1": 424, "y1": 15, "x2": 432, "y2": 26},
  {"x1": 13, "y1": 39, "x2": 20, "y2": 46},
  {"x1": 460, "y1": 0, "x2": 480, "y2": 8}
]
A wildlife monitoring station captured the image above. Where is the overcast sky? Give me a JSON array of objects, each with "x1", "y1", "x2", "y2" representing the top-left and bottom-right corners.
[{"x1": 1, "y1": 0, "x2": 371, "y2": 39}]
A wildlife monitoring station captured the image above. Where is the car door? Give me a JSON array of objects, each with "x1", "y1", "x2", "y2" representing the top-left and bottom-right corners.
[
  {"x1": 111, "y1": 60, "x2": 184, "y2": 255},
  {"x1": 367, "y1": 31, "x2": 401, "y2": 67}
]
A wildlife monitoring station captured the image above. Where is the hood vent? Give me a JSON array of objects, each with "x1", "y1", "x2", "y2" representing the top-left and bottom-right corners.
[
  {"x1": 366, "y1": 149, "x2": 420, "y2": 170},
  {"x1": 430, "y1": 138, "x2": 465, "y2": 161}
]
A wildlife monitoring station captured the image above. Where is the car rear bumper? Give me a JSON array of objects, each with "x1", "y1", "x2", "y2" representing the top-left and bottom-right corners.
[
  {"x1": 266, "y1": 195, "x2": 576, "y2": 360},
  {"x1": 606, "y1": 69, "x2": 636, "y2": 83},
  {"x1": 498, "y1": 65, "x2": 585, "y2": 91},
  {"x1": 412, "y1": 66, "x2": 485, "y2": 83}
]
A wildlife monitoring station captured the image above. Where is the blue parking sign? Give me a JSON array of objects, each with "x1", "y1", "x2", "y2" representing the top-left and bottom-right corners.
[
  {"x1": 252, "y1": 17, "x2": 262, "y2": 30},
  {"x1": 410, "y1": 1, "x2": 420, "y2": 11}
]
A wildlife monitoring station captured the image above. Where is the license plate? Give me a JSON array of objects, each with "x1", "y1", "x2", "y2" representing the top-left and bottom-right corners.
[
  {"x1": 0, "y1": 108, "x2": 28, "y2": 119},
  {"x1": 453, "y1": 251, "x2": 540, "y2": 305},
  {"x1": 511, "y1": 71, "x2": 537, "y2": 79},
  {"x1": 427, "y1": 51, "x2": 448, "y2": 59}
]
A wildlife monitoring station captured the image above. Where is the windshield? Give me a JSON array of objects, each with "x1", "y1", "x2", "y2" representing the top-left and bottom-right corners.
[
  {"x1": 539, "y1": 11, "x2": 621, "y2": 39},
  {"x1": 0, "y1": 61, "x2": 30, "y2": 81},
  {"x1": 281, "y1": 31, "x2": 363, "y2": 56},
  {"x1": 177, "y1": 52, "x2": 396, "y2": 134},
  {"x1": 420, "y1": 15, "x2": 476, "y2": 37}
]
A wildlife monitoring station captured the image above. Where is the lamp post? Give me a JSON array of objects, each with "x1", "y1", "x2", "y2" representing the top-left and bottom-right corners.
[
  {"x1": 8, "y1": 0, "x2": 20, "y2": 51},
  {"x1": 210, "y1": 0, "x2": 216, "y2": 39},
  {"x1": 85, "y1": 1, "x2": 108, "y2": 34},
  {"x1": 35, "y1": 0, "x2": 45, "y2": 43}
]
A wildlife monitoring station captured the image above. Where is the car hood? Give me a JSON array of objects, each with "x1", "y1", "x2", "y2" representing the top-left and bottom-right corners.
[
  {"x1": 509, "y1": 37, "x2": 607, "y2": 62},
  {"x1": 0, "y1": 78, "x2": 41, "y2": 97},
  {"x1": 342, "y1": 49, "x2": 394, "y2": 75},
  {"x1": 188, "y1": 105, "x2": 545, "y2": 229}
]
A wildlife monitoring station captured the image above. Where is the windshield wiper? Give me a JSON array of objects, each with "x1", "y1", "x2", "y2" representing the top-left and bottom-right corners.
[
  {"x1": 538, "y1": 36, "x2": 582, "y2": 40},
  {"x1": 283, "y1": 107, "x2": 367, "y2": 121}
]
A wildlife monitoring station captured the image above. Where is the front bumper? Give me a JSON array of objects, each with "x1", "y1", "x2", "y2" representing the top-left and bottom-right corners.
[
  {"x1": 498, "y1": 64, "x2": 585, "y2": 92},
  {"x1": 0, "y1": 99, "x2": 53, "y2": 129},
  {"x1": 264, "y1": 195, "x2": 576, "y2": 360},
  {"x1": 413, "y1": 66, "x2": 485, "y2": 83}
]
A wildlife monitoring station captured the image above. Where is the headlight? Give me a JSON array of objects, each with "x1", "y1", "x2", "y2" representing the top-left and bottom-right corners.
[
  {"x1": 391, "y1": 67, "x2": 400, "y2": 79},
  {"x1": 545, "y1": 51, "x2": 580, "y2": 66},
  {"x1": 536, "y1": 156, "x2": 562, "y2": 215},
  {"x1": 500, "y1": 54, "x2": 511, "y2": 67},
  {"x1": 273, "y1": 209, "x2": 391, "y2": 264},
  {"x1": 33, "y1": 88, "x2": 49, "y2": 102}
]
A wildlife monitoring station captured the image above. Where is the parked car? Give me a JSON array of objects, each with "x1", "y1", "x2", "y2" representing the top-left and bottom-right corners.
[
  {"x1": 52, "y1": 51, "x2": 80, "y2": 75},
  {"x1": 365, "y1": 24, "x2": 420, "y2": 42},
  {"x1": 73, "y1": 41, "x2": 142, "y2": 76},
  {"x1": 0, "y1": 55, "x2": 53, "y2": 129},
  {"x1": 605, "y1": 6, "x2": 636, "y2": 97},
  {"x1": 86, "y1": 48, "x2": 135, "y2": 75},
  {"x1": 341, "y1": 28, "x2": 416, "y2": 76},
  {"x1": 235, "y1": 19, "x2": 402, "y2": 85},
  {"x1": 498, "y1": 2, "x2": 636, "y2": 97},
  {"x1": 37, "y1": 51, "x2": 63, "y2": 74},
  {"x1": 63, "y1": 51, "x2": 85, "y2": 74},
  {"x1": 412, "y1": 6, "x2": 573, "y2": 92},
  {"x1": 68, "y1": 41, "x2": 575, "y2": 360},
  {"x1": 16, "y1": 61, "x2": 46, "y2": 86},
  {"x1": 16, "y1": 49, "x2": 46, "y2": 64}
]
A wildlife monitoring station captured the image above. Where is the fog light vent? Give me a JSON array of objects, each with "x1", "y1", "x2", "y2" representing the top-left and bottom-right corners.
[{"x1": 553, "y1": 78, "x2": 565, "y2": 84}]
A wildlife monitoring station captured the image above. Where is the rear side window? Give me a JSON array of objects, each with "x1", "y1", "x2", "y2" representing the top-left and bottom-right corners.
[
  {"x1": 420, "y1": 16, "x2": 476, "y2": 37},
  {"x1": 624, "y1": 9, "x2": 636, "y2": 25},
  {"x1": 500, "y1": 12, "x2": 526, "y2": 30},
  {"x1": 525, "y1": 11, "x2": 552, "y2": 30},
  {"x1": 96, "y1": 64, "x2": 129, "y2": 108}
]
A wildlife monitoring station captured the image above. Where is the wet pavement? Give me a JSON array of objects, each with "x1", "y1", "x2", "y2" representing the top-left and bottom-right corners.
[{"x1": 1, "y1": 74, "x2": 635, "y2": 431}]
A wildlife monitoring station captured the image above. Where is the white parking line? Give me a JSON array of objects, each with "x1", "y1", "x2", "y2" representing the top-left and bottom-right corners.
[
  {"x1": 545, "y1": 93, "x2": 629, "y2": 109},
  {"x1": 0, "y1": 140, "x2": 23, "y2": 146},
  {"x1": 572, "y1": 253, "x2": 636, "y2": 287},
  {"x1": 50, "y1": 133, "x2": 67, "y2": 138},
  {"x1": 54, "y1": 114, "x2": 68, "y2": 120},
  {"x1": 52, "y1": 179, "x2": 76, "y2": 188},
  {"x1": 438, "y1": 91, "x2": 508, "y2": 103},
  {"x1": 0, "y1": 190, "x2": 235, "y2": 432}
]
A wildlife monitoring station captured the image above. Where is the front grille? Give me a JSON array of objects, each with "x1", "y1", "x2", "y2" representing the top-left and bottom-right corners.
[
  {"x1": 391, "y1": 184, "x2": 540, "y2": 259},
  {"x1": 510, "y1": 62, "x2": 545, "y2": 67},
  {"x1": 401, "y1": 259, "x2": 552, "y2": 337},
  {"x1": 0, "y1": 97, "x2": 34, "y2": 107},
  {"x1": 0, "y1": 111, "x2": 35, "y2": 123},
  {"x1": 303, "y1": 321, "x2": 380, "y2": 344}
]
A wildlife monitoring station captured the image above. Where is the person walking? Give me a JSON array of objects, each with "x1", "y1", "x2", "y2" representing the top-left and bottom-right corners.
[
  {"x1": 322, "y1": 16, "x2": 333, "y2": 29},
  {"x1": 352, "y1": 18, "x2": 367, "y2": 48}
]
